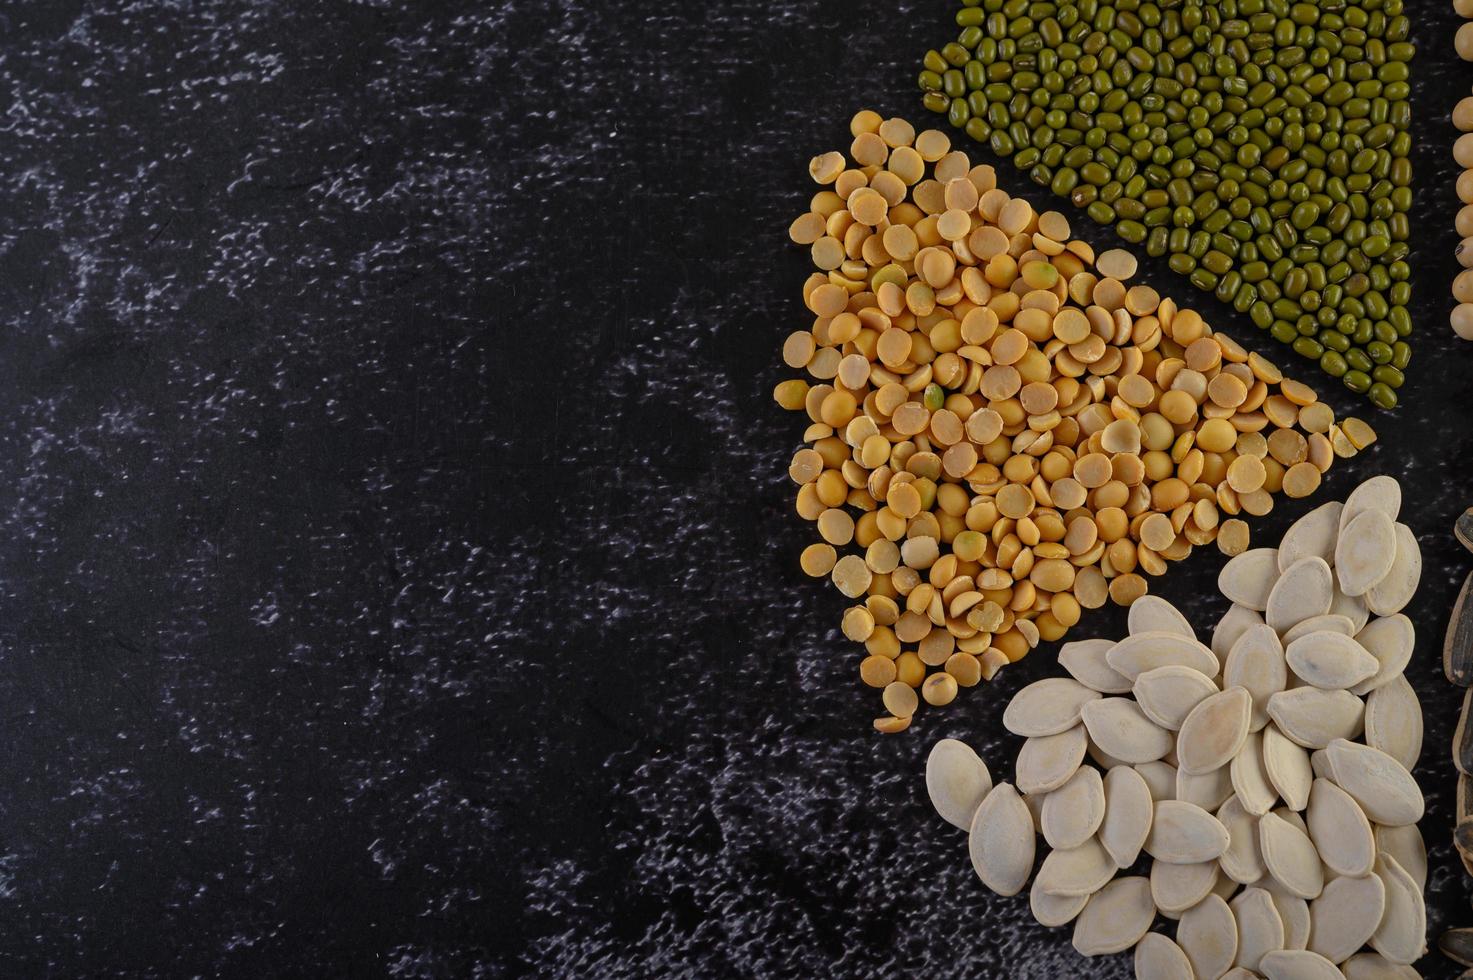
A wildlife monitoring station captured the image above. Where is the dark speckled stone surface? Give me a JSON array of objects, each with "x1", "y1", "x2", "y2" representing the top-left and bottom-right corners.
[{"x1": 0, "y1": 0, "x2": 1469, "y2": 976}]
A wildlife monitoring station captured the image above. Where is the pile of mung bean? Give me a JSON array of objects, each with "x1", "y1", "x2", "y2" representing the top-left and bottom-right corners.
[
  {"x1": 918, "y1": 0, "x2": 1415, "y2": 408},
  {"x1": 781, "y1": 111, "x2": 1378, "y2": 733}
]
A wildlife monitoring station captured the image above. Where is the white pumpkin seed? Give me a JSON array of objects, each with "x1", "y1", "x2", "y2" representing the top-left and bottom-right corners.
[
  {"x1": 1220, "y1": 548, "x2": 1282, "y2": 611},
  {"x1": 1266, "y1": 557, "x2": 1335, "y2": 632},
  {"x1": 1232, "y1": 886, "x2": 1285, "y2": 972},
  {"x1": 1179, "y1": 893, "x2": 1239, "y2": 980},
  {"x1": 1349, "y1": 614, "x2": 1414, "y2": 696},
  {"x1": 1374, "y1": 823, "x2": 1427, "y2": 892},
  {"x1": 1285, "y1": 631, "x2": 1380, "y2": 690},
  {"x1": 1279, "y1": 500, "x2": 1343, "y2": 572},
  {"x1": 1276, "y1": 806, "x2": 1310, "y2": 836},
  {"x1": 1259, "y1": 810, "x2": 1325, "y2": 899},
  {"x1": 1210, "y1": 869, "x2": 1239, "y2": 903},
  {"x1": 1307, "y1": 872, "x2": 1385, "y2": 964},
  {"x1": 1151, "y1": 858, "x2": 1220, "y2": 915},
  {"x1": 968, "y1": 782, "x2": 1036, "y2": 897},
  {"x1": 1342, "y1": 952, "x2": 1422, "y2": 980},
  {"x1": 1309, "y1": 748, "x2": 1335, "y2": 781},
  {"x1": 1231, "y1": 731, "x2": 1279, "y2": 816},
  {"x1": 1365, "y1": 522, "x2": 1421, "y2": 616},
  {"x1": 1100, "y1": 765, "x2": 1153, "y2": 868},
  {"x1": 1081, "y1": 697, "x2": 1174, "y2": 764},
  {"x1": 1283, "y1": 613, "x2": 1356, "y2": 645},
  {"x1": 1035, "y1": 837, "x2": 1116, "y2": 897},
  {"x1": 1085, "y1": 739, "x2": 1132, "y2": 770},
  {"x1": 1267, "y1": 688, "x2": 1364, "y2": 749},
  {"x1": 1263, "y1": 724, "x2": 1314, "y2": 810},
  {"x1": 1107, "y1": 631, "x2": 1220, "y2": 681},
  {"x1": 1335, "y1": 509, "x2": 1397, "y2": 597},
  {"x1": 926, "y1": 738, "x2": 993, "y2": 831},
  {"x1": 1340, "y1": 474, "x2": 1401, "y2": 531},
  {"x1": 1225, "y1": 624, "x2": 1288, "y2": 732},
  {"x1": 1177, "y1": 763, "x2": 1235, "y2": 812},
  {"x1": 1146, "y1": 800, "x2": 1231, "y2": 864},
  {"x1": 1071, "y1": 876, "x2": 1154, "y2": 956},
  {"x1": 1362, "y1": 674, "x2": 1422, "y2": 772},
  {"x1": 1135, "y1": 759, "x2": 1177, "y2": 802},
  {"x1": 1306, "y1": 777, "x2": 1375, "y2": 877},
  {"x1": 1329, "y1": 586, "x2": 1371, "y2": 633},
  {"x1": 1016, "y1": 726, "x2": 1089, "y2": 795},
  {"x1": 1002, "y1": 677, "x2": 1102, "y2": 736},
  {"x1": 1042, "y1": 766, "x2": 1105, "y2": 850},
  {"x1": 1029, "y1": 874, "x2": 1088, "y2": 927},
  {"x1": 1178, "y1": 687, "x2": 1253, "y2": 775},
  {"x1": 1218, "y1": 794, "x2": 1269, "y2": 884},
  {"x1": 1129, "y1": 594, "x2": 1196, "y2": 640},
  {"x1": 1261, "y1": 948, "x2": 1348, "y2": 980},
  {"x1": 1369, "y1": 853, "x2": 1426, "y2": 966},
  {"x1": 1059, "y1": 637, "x2": 1134, "y2": 694},
  {"x1": 1135, "y1": 933, "x2": 1195, "y2": 980},
  {"x1": 1326, "y1": 738, "x2": 1423, "y2": 827},
  {"x1": 1262, "y1": 877, "x2": 1313, "y2": 950},
  {"x1": 1214, "y1": 603, "x2": 1268, "y2": 670},
  {"x1": 1135, "y1": 664, "x2": 1220, "y2": 730}
]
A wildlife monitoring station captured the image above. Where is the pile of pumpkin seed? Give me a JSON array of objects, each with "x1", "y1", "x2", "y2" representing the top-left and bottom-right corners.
[
  {"x1": 782, "y1": 111, "x2": 1379, "y2": 732},
  {"x1": 919, "y1": 0, "x2": 1415, "y2": 408},
  {"x1": 927, "y1": 475, "x2": 1428, "y2": 975}
]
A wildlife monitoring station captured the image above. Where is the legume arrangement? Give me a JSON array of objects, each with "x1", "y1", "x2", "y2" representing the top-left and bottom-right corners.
[
  {"x1": 918, "y1": 0, "x2": 1415, "y2": 407},
  {"x1": 782, "y1": 111, "x2": 1377, "y2": 732}
]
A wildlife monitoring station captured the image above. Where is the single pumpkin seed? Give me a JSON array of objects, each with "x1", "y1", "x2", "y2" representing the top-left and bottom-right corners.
[
  {"x1": 1329, "y1": 587, "x2": 1371, "y2": 633},
  {"x1": 1349, "y1": 613, "x2": 1414, "y2": 696},
  {"x1": 1146, "y1": 800, "x2": 1231, "y2": 864},
  {"x1": 1071, "y1": 876, "x2": 1154, "y2": 956},
  {"x1": 1016, "y1": 726, "x2": 1088, "y2": 795},
  {"x1": 1151, "y1": 858, "x2": 1220, "y2": 916},
  {"x1": 1059, "y1": 637, "x2": 1134, "y2": 694},
  {"x1": 1135, "y1": 665, "x2": 1219, "y2": 731},
  {"x1": 1278, "y1": 501, "x2": 1343, "y2": 572},
  {"x1": 1177, "y1": 763, "x2": 1235, "y2": 812},
  {"x1": 1178, "y1": 687, "x2": 1253, "y2": 775},
  {"x1": 1233, "y1": 886, "x2": 1286, "y2": 973},
  {"x1": 1262, "y1": 877, "x2": 1313, "y2": 950},
  {"x1": 1086, "y1": 739, "x2": 1132, "y2": 770},
  {"x1": 1035, "y1": 837, "x2": 1116, "y2": 897},
  {"x1": 1285, "y1": 631, "x2": 1380, "y2": 690},
  {"x1": 1134, "y1": 933, "x2": 1195, "y2": 980},
  {"x1": 1081, "y1": 697, "x2": 1174, "y2": 763},
  {"x1": 1335, "y1": 509, "x2": 1397, "y2": 597},
  {"x1": 1339, "y1": 475, "x2": 1401, "y2": 532},
  {"x1": 1326, "y1": 738, "x2": 1423, "y2": 826},
  {"x1": 1042, "y1": 766, "x2": 1105, "y2": 850},
  {"x1": 1003, "y1": 677, "x2": 1102, "y2": 736},
  {"x1": 1100, "y1": 764, "x2": 1153, "y2": 868},
  {"x1": 1225, "y1": 624, "x2": 1287, "y2": 732},
  {"x1": 1305, "y1": 777, "x2": 1375, "y2": 877},
  {"x1": 1282, "y1": 614, "x2": 1356, "y2": 645},
  {"x1": 1178, "y1": 893, "x2": 1239, "y2": 980},
  {"x1": 926, "y1": 738, "x2": 993, "y2": 831},
  {"x1": 1363, "y1": 674, "x2": 1422, "y2": 771},
  {"x1": 1307, "y1": 872, "x2": 1386, "y2": 964},
  {"x1": 1030, "y1": 874, "x2": 1089, "y2": 927},
  {"x1": 1267, "y1": 688, "x2": 1365, "y2": 749},
  {"x1": 1220, "y1": 548, "x2": 1282, "y2": 611},
  {"x1": 1364, "y1": 523, "x2": 1420, "y2": 616},
  {"x1": 1214, "y1": 604, "x2": 1267, "y2": 669},
  {"x1": 1446, "y1": 569, "x2": 1473, "y2": 686},
  {"x1": 1263, "y1": 724, "x2": 1314, "y2": 810},
  {"x1": 1343, "y1": 951, "x2": 1422, "y2": 980},
  {"x1": 1259, "y1": 810, "x2": 1325, "y2": 899},
  {"x1": 1369, "y1": 853, "x2": 1426, "y2": 965},
  {"x1": 1265, "y1": 557, "x2": 1334, "y2": 632},
  {"x1": 1261, "y1": 948, "x2": 1350, "y2": 980},
  {"x1": 1218, "y1": 793, "x2": 1269, "y2": 884},
  {"x1": 968, "y1": 782, "x2": 1035, "y2": 897},
  {"x1": 1107, "y1": 631, "x2": 1220, "y2": 681},
  {"x1": 1375, "y1": 823, "x2": 1427, "y2": 892},
  {"x1": 1231, "y1": 731, "x2": 1279, "y2": 816},
  {"x1": 1128, "y1": 594, "x2": 1196, "y2": 640},
  {"x1": 1309, "y1": 748, "x2": 1335, "y2": 781},
  {"x1": 1135, "y1": 759, "x2": 1177, "y2": 802}
]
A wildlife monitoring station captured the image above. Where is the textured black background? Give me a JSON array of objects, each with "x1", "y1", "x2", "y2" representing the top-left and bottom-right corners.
[{"x1": 0, "y1": 0, "x2": 1467, "y2": 976}]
